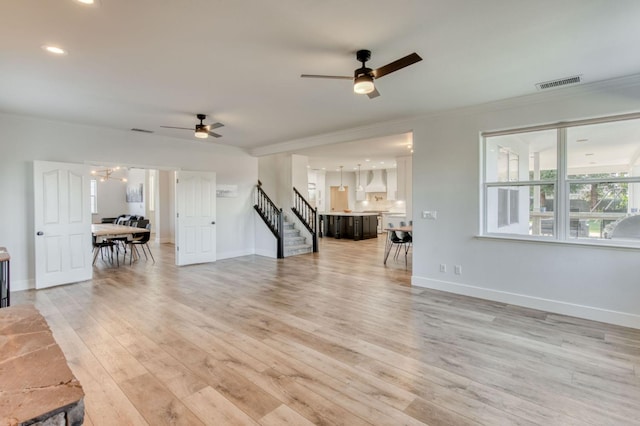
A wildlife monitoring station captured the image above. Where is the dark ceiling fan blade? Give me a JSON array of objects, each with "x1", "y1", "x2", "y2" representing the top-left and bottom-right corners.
[
  {"x1": 160, "y1": 126, "x2": 192, "y2": 130},
  {"x1": 206, "y1": 122, "x2": 224, "y2": 130},
  {"x1": 208, "y1": 131, "x2": 223, "y2": 138},
  {"x1": 372, "y1": 52, "x2": 422, "y2": 79},
  {"x1": 367, "y1": 87, "x2": 381, "y2": 99},
  {"x1": 300, "y1": 74, "x2": 352, "y2": 80}
]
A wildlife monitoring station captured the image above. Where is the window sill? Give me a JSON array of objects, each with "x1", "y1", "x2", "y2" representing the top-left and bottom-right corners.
[{"x1": 475, "y1": 234, "x2": 640, "y2": 251}]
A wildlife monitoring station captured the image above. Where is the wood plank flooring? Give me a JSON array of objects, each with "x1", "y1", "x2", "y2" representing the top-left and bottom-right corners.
[{"x1": 11, "y1": 236, "x2": 640, "y2": 425}]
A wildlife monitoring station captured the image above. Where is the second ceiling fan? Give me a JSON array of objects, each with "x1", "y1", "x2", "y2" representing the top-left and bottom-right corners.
[
  {"x1": 301, "y1": 49, "x2": 422, "y2": 99},
  {"x1": 160, "y1": 114, "x2": 224, "y2": 139}
]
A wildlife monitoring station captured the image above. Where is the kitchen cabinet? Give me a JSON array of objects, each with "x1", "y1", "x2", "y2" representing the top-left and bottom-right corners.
[
  {"x1": 319, "y1": 213, "x2": 378, "y2": 240},
  {"x1": 386, "y1": 169, "x2": 397, "y2": 200}
]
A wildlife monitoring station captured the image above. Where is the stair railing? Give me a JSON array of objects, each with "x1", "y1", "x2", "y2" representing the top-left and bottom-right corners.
[
  {"x1": 254, "y1": 181, "x2": 284, "y2": 258},
  {"x1": 292, "y1": 187, "x2": 318, "y2": 253}
]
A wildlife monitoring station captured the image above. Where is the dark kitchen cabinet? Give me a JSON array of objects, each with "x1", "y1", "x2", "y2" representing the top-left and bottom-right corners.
[{"x1": 319, "y1": 214, "x2": 377, "y2": 240}]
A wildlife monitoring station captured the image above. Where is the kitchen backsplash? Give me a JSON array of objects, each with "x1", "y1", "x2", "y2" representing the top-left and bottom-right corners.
[{"x1": 355, "y1": 199, "x2": 406, "y2": 213}]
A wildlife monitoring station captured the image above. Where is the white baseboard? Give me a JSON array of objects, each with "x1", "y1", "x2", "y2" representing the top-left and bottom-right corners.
[
  {"x1": 154, "y1": 236, "x2": 174, "y2": 244},
  {"x1": 216, "y1": 250, "x2": 254, "y2": 260},
  {"x1": 11, "y1": 278, "x2": 34, "y2": 292},
  {"x1": 412, "y1": 276, "x2": 640, "y2": 329},
  {"x1": 254, "y1": 248, "x2": 277, "y2": 258}
]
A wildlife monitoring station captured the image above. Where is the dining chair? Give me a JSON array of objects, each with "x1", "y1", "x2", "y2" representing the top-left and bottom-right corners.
[
  {"x1": 92, "y1": 235, "x2": 118, "y2": 267},
  {"x1": 110, "y1": 218, "x2": 136, "y2": 259},
  {"x1": 127, "y1": 223, "x2": 155, "y2": 265}
]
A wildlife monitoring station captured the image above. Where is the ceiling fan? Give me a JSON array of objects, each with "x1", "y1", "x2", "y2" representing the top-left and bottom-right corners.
[
  {"x1": 161, "y1": 114, "x2": 224, "y2": 139},
  {"x1": 301, "y1": 49, "x2": 422, "y2": 99}
]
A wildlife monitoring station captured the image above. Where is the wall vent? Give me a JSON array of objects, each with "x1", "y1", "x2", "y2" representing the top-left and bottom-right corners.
[
  {"x1": 131, "y1": 128, "x2": 154, "y2": 133},
  {"x1": 535, "y1": 75, "x2": 582, "y2": 90}
]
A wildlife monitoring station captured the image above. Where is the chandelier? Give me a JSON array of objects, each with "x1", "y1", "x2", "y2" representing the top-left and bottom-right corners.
[{"x1": 91, "y1": 167, "x2": 127, "y2": 182}]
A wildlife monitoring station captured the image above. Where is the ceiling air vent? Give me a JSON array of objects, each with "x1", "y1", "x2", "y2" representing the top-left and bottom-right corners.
[
  {"x1": 535, "y1": 75, "x2": 582, "y2": 91},
  {"x1": 131, "y1": 128, "x2": 153, "y2": 133}
]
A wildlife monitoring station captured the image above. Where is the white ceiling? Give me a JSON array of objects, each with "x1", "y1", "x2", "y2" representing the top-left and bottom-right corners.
[
  {"x1": 299, "y1": 133, "x2": 413, "y2": 172},
  {"x1": 2, "y1": 0, "x2": 640, "y2": 155}
]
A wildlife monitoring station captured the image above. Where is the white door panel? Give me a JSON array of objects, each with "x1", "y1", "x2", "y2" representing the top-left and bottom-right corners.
[
  {"x1": 175, "y1": 171, "x2": 217, "y2": 266},
  {"x1": 34, "y1": 161, "x2": 92, "y2": 288}
]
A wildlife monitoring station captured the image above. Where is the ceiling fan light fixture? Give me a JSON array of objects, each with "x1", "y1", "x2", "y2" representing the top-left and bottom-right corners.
[
  {"x1": 194, "y1": 126, "x2": 208, "y2": 139},
  {"x1": 354, "y1": 74, "x2": 375, "y2": 94}
]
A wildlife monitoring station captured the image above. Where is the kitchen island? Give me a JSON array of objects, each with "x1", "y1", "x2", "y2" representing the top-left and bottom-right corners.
[{"x1": 319, "y1": 212, "x2": 378, "y2": 240}]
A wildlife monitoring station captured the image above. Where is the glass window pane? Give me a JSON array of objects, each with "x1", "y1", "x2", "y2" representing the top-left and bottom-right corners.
[
  {"x1": 486, "y1": 185, "x2": 555, "y2": 236},
  {"x1": 567, "y1": 118, "x2": 640, "y2": 178},
  {"x1": 485, "y1": 129, "x2": 557, "y2": 183},
  {"x1": 568, "y1": 181, "x2": 638, "y2": 239},
  {"x1": 90, "y1": 179, "x2": 97, "y2": 214}
]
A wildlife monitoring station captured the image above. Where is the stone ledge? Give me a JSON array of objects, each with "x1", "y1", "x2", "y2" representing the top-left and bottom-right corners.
[{"x1": 0, "y1": 304, "x2": 84, "y2": 426}]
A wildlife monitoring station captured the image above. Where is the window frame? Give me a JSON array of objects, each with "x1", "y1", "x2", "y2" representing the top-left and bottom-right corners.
[
  {"x1": 90, "y1": 178, "x2": 98, "y2": 214},
  {"x1": 481, "y1": 112, "x2": 640, "y2": 246}
]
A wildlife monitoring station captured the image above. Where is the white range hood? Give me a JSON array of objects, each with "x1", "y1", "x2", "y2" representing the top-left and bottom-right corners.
[{"x1": 364, "y1": 169, "x2": 386, "y2": 192}]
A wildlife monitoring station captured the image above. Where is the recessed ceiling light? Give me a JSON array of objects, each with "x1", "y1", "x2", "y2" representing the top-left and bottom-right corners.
[
  {"x1": 372, "y1": 165, "x2": 376, "y2": 168},
  {"x1": 365, "y1": 159, "x2": 370, "y2": 162},
  {"x1": 42, "y1": 45, "x2": 68, "y2": 55},
  {"x1": 321, "y1": 167, "x2": 326, "y2": 170},
  {"x1": 380, "y1": 161, "x2": 384, "y2": 164},
  {"x1": 76, "y1": 0, "x2": 97, "y2": 4}
]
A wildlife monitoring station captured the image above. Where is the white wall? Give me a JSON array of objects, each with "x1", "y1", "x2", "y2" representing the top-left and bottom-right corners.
[
  {"x1": 157, "y1": 170, "x2": 174, "y2": 243},
  {"x1": 409, "y1": 77, "x2": 640, "y2": 328},
  {"x1": 94, "y1": 178, "x2": 128, "y2": 222},
  {"x1": 258, "y1": 154, "x2": 291, "y2": 208},
  {"x1": 291, "y1": 154, "x2": 309, "y2": 197},
  {"x1": 125, "y1": 168, "x2": 146, "y2": 217},
  {"x1": 0, "y1": 112, "x2": 257, "y2": 290}
]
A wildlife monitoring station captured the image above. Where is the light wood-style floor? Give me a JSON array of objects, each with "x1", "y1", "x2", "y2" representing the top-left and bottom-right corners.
[{"x1": 13, "y1": 236, "x2": 640, "y2": 425}]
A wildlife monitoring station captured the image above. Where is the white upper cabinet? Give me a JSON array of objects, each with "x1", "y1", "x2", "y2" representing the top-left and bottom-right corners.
[{"x1": 386, "y1": 169, "x2": 397, "y2": 200}]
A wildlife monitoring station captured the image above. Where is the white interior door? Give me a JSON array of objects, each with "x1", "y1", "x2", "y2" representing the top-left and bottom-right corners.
[
  {"x1": 34, "y1": 161, "x2": 92, "y2": 289},
  {"x1": 175, "y1": 171, "x2": 217, "y2": 266}
]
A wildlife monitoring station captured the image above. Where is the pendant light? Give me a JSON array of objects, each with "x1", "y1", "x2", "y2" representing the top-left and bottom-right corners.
[
  {"x1": 338, "y1": 166, "x2": 345, "y2": 191},
  {"x1": 357, "y1": 164, "x2": 364, "y2": 192}
]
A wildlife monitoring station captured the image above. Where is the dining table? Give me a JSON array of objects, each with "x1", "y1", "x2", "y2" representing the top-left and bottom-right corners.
[
  {"x1": 91, "y1": 224, "x2": 150, "y2": 263},
  {"x1": 383, "y1": 225, "x2": 412, "y2": 265},
  {"x1": 91, "y1": 223, "x2": 150, "y2": 238}
]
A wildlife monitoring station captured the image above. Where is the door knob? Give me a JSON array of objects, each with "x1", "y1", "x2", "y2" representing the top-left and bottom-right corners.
[
  {"x1": 211, "y1": 221, "x2": 216, "y2": 225},
  {"x1": 36, "y1": 231, "x2": 44, "y2": 236}
]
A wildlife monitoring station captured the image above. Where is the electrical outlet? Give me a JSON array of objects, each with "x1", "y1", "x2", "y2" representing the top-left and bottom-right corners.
[
  {"x1": 454, "y1": 265, "x2": 462, "y2": 275},
  {"x1": 439, "y1": 264, "x2": 446, "y2": 273}
]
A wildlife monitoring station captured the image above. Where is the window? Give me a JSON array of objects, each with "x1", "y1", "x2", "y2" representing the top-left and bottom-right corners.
[
  {"x1": 482, "y1": 114, "x2": 640, "y2": 245},
  {"x1": 148, "y1": 170, "x2": 156, "y2": 212},
  {"x1": 90, "y1": 179, "x2": 98, "y2": 214}
]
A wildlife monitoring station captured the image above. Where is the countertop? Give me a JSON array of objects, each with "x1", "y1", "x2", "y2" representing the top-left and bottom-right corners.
[{"x1": 319, "y1": 212, "x2": 380, "y2": 216}]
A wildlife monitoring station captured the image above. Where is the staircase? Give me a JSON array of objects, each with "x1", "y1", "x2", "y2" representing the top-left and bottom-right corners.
[{"x1": 283, "y1": 217, "x2": 313, "y2": 257}]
